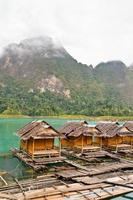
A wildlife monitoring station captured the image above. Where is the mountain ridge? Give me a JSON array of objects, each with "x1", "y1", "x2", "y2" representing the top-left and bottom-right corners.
[{"x1": 0, "y1": 36, "x2": 132, "y2": 116}]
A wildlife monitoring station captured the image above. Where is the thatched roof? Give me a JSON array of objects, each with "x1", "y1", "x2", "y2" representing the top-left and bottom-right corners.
[
  {"x1": 123, "y1": 121, "x2": 133, "y2": 132},
  {"x1": 118, "y1": 121, "x2": 133, "y2": 136},
  {"x1": 17, "y1": 120, "x2": 63, "y2": 140},
  {"x1": 84, "y1": 125, "x2": 101, "y2": 136},
  {"x1": 95, "y1": 122, "x2": 120, "y2": 137},
  {"x1": 58, "y1": 121, "x2": 100, "y2": 138}
]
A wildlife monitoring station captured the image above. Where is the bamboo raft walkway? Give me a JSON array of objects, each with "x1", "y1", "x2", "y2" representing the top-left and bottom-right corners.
[
  {"x1": 1, "y1": 167, "x2": 133, "y2": 199},
  {"x1": 0, "y1": 175, "x2": 61, "y2": 194},
  {"x1": 0, "y1": 173, "x2": 133, "y2": 199},
  {"x1": 63, "y1": 159, "x2": 133, "y2": 177},
  {"x1": 11, "y1": 179, "x2": 133, "y2": 200},
  {"x1": 3, "y1": 149, "x2": 133, "y2": 199}
]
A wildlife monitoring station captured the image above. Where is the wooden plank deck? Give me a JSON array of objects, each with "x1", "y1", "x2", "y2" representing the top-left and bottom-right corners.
[
  {"x1": 110, "y1": 144, "x2": 132, "y2": 151},
  {"x1": 33, "y1": 149, "x2": 59, "y2": 157},
  {"x1": 76, "y1": 145, "x2": 101, "y2": 152},
  {"x1": 61, "y1": 160, "x2": 133, "y2": 178},
  {"x1": 11, "y1": 148, "x2": 65, "y2": 171},
  {"x1": 14, "y1": 182, "x2": 133, "y2": 200},
  {"x1": 72, "y1": 176, "x2": 103, "y2": 185},
  {"x1": 56, "y1": 169, "x2": 89, "y2": 179}
]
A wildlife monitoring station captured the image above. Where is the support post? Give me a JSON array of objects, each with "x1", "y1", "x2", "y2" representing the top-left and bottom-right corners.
[
  {"x1": 130, "y1": 136, "x2": 132, "y2": 150},
  {"x1": 26, "y1": 140, "x2": 28, "y2": 152},
  {"x1": 59, "y1": 137, "x2": 61, "y2": 157},
  {"x1": 32, "y1": 139, "x2": 34, "y2": 160},
  {"x1": 20, "y1": 139, "x2": 22, "y2": 150},
  {"x1": 81, "y1": 135, "x2": 83, "y2": 154},
  {"x1": 100, "y1": 137, "x2": 102, "y2": 151},
  {"x1": 116, "y1": 136, "x2": 118, "y2": 152}
]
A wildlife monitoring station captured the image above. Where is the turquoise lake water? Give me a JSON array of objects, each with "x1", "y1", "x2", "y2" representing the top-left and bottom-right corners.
[{"x1": 0, "y1": 118, "x2": 132, "y2": 199}]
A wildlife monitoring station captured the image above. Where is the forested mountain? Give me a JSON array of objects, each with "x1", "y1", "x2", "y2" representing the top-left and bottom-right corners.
[{"x1": 0, "y1": 36, "x2": 133, "y2": 116}]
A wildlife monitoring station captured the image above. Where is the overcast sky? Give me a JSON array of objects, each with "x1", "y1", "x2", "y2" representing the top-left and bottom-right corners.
[{"x1": 0, "y1": 0, "x2": 133, "y2": 66}]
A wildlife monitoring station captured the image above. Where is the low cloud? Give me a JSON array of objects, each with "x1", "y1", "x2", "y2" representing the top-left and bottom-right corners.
[{"x1": 0, "y1": 0, "x2": 133, "y2": 65}]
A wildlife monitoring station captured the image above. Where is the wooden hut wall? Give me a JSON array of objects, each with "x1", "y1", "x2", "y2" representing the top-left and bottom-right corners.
[
  {"x1": 61, "y1": 136, "x2": 84, "y2": 148},
  {"x1": 21, "y1": 138, "x2": 55, "y2": 154},
  {"x1": 72, "y1": 136, "x2": 92, "y2": 147},
  {"x1": 86, "y1": 136, "x2": 92, "y2": 145},
  {"x1": 73, "y1": 136, "x2": 83, "y2": 147},
  {"x1": 119, "y1": 127, "x2": 133, "y2": 143},
  {"x1": 61, "y1": 135, "x2": 101, "y2": 148},
  {"x1": 34, "y1": 139, "x2": 54, "y2": 150},
  {"x1": 120, "y1": 136, "x2": 133, "y2": 144},
  {"x1": 61, "y1": 138, "x2": 71, "y2": 148},
  {"x1": 27, "y1": 138, "x2": 34, "y2": 154},
  {"x1": 115, "y1": 136, "x2": 123, "y2": 144},
  {"x1": 93, "y1": 136, "x2": 101, "y2": 146},
  {"x1": 20, "y1": 139, "x2": 27, "y2": 151},
  {"x1": 102, "y1": 136, "x2": 122, "y2": 146}
]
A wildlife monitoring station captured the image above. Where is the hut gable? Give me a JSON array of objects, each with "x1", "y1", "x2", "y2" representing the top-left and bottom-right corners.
[
  {"x1": 58, "y1": 121, "x2": 90, "y2": 138},
  {"x1": 17, "y1": 120, "x2": 62, "y2": 140},
  {"x1": 124, "y1": 121, "x2": 133, "y2": 132},
  {"x1": 95, "y1": 122, "x2": 120, "y2": 137},
  {"x1": 84, "y1": 125, "x2": 101, "y2": 136},
  {"x1": 119, "y1": 121, "x2": 133, "y2": 136}
]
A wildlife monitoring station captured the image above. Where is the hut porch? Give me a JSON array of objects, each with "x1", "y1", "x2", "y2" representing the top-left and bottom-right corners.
[
  {"x1": 109, "y1": 143, "x2": 132, "y2": 152},
  {"x1": 32, "y1": 149, "x2": 60, "y2": 158},
  {"x1": 75, "y1": 145, "x2": 101, "y2": 153}
]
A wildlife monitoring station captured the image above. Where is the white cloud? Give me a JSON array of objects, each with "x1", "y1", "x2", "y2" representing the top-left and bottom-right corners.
[{"x1": 0, "y1": 0, "x2": 133, "y2": 66}]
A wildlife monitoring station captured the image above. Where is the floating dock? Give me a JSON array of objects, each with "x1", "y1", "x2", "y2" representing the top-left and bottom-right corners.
[
  {"x1": 1, "y1": 174, "x2": 133, "y2": 200},
  {"x1": 4, "y1": 149, "x2": 133, "y2": 199},
  {"x1": 11, "y1": 148, "x2": 65, "y2": 171}
]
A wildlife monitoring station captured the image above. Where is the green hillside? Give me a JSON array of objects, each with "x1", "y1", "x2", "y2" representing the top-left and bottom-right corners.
[{"x1": 0, "y1": 36, "x2": 133, "y2": 116}]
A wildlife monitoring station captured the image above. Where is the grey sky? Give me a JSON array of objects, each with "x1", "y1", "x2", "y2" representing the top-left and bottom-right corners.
[{"x1": 0, "y1": 0, "x2": 133, "y2": 66}]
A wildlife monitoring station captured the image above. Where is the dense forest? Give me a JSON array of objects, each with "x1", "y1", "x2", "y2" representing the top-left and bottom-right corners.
[{"x1": 0, "y1": 37, "x2": 133, "y2": 116}]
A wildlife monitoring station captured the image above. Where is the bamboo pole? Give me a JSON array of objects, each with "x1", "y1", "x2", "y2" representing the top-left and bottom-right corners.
[
  {"x1": 81, "y1": 135, "x2": 83, "y2": 154},
  {"x1": 116, "y1": 136, "x2": 118, "y2": 152},
  {"x1": 100, "y1": 137, "x2": 102, "y2": 151},
  {"x1": 32, "y1": 139, "x2": 34, "y2": 160},
  {"x1": 59, "y1": 137, "x2": 61, "y2": 157},
  {"x1": 26, "y1": 140, "x2": 28, "y2": 152},
  {"x1": 130, "y1": 136, "x2": 132, "y2": 150},
  {"x1": 0, "y1": 176, "x2": 7, "y2": 186},
  {"x1": 20, "y1": 140, "x2": 22, "y2": 150}
]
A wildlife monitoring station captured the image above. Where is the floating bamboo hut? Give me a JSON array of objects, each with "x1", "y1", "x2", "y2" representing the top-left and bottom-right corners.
[
  {"x1": 95, "y1": 122, "x2": 133, "y2": 152},
  {"x1": 118, "y1": 121, "x2": 133, "y2": 149},
  {"x1": 59, "y1": 121, "x2": 102, "y2": 153},
  {"x1": 18, "y1": 120, "x2": 63, "y2": 159},
  {"x1": 12, "y1": 120, "x2": 65, "y2": 169}
]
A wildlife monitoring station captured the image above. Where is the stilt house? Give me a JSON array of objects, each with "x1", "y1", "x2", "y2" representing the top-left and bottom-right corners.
[
  {"x1": 59, "y1": 121, "x2": 102, "y2": 153},
  {"x1": 95, "y1": 122, "x2": 132, "y2": 151},
  {"x1": 118, "y1": 121, "x2": 133, "y2": 148},
  {"x1": 17, "y1": 120, "x2": 63, "y2": 159}
]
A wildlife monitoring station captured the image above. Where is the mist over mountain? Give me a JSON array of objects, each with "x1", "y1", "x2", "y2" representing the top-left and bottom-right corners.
[{"x1": 0, "y1": 36, "x2": 133, "y2": 116}]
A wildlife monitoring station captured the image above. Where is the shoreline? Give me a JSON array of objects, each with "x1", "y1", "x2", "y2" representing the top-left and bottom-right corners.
[{"x1": 0, "y1": 114, "x2": 133, "y2": 121}]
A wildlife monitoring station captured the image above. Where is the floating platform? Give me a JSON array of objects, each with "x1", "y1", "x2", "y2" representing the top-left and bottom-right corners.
[
  {"x1": 10, "y1": 177, "x2": 133, "y2": 200},
  {"x1": 1, "y1": 163, "x2": 133, "y2": 199},
  {"x1": 7, "y1": 147, "x2": 133, "y2": 199},
  {"x1": 11, "y1": 148, "x2": 65, "y2": 171}
]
